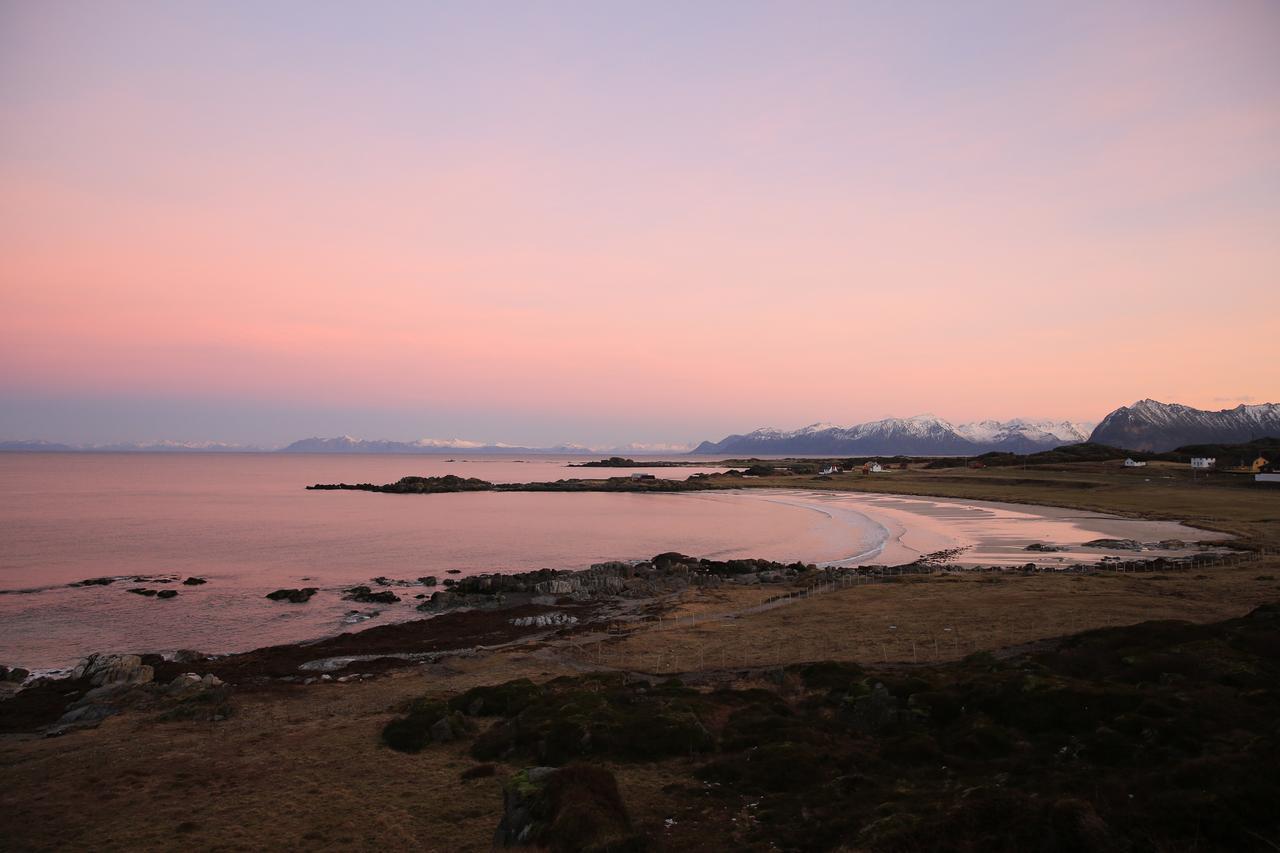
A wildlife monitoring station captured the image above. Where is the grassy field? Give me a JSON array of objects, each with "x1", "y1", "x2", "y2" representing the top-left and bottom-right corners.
[{"x1": 3, "y1": 461, "x2": 1278, "y2": 850}]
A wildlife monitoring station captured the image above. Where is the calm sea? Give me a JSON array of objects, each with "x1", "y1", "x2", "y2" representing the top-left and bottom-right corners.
[{"x1": 0, "y1": 453, "x2": 873, "y2": 669}]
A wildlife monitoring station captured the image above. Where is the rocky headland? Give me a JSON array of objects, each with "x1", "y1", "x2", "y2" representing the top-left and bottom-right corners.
[{"x1": 306, "y1": 472, "x2": 738, "y2": 493}]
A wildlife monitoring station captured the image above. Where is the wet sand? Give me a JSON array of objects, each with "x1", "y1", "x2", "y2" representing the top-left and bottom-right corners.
[{"x1": 734, "y1": 490, "x2": 1233, "y2": 566}]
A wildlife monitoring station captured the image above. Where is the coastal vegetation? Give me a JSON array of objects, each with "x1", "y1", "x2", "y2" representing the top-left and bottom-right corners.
[{"x1": 379, "y1": 605, "x2": 1280, "y2": 851}]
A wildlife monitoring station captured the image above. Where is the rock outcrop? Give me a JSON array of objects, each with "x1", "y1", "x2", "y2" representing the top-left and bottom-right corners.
[
  {"x1": 344, "y1": 586, "x2": 400, "y2": 604},
  {"x1": 494, "y1": 765, "x2": 641, "y2": 850},
  {"x1": 266, "y1": 587, "x2": 319, "y2": 603},
  {"x1": 509, "y1": 613, "x2": 578, "y2": 628},
  {"x1": 72, "y1": 653, "x2": 155, "y2": 688}
]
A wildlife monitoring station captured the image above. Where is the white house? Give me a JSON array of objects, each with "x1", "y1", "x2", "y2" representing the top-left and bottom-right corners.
[
  {"x1": 1123, "y1": 458, "x2": 1147, "y2": 468},
  {"x1": 1191, "y1": 457, "x2": 1216, "y2": 470},
  {"x1": 862, "y1": 462, "x2": 885, "y2": 473}
]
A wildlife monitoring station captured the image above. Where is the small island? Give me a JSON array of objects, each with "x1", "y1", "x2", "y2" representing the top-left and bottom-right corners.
[
  {"x1": 568, "y1": 457, "x2": 716, "y2": 468},
  {"x1": 307, "y1": 473, "x2": 739, "y2": 494}
]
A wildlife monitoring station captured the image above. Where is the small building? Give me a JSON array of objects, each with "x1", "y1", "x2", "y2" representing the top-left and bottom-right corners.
[
  {"x1": 819, "y1": 465, "x2": 841, "y2": 475},
  {"x1": 1250, "y1": 456, "x2": 1271, "y2": 472},
  {"x1": 629, "y1": 472, "x2": 656, "y2": 481},
  {"x1": 861, "y1": 462, "x2": 885, "y2": 474},
  {"x1": 1123, "y1": 458, "x2": 1147, "y2": 468},
  {"x1": 1191, "y1": 457, "x2": 1216, "y2": 470}
]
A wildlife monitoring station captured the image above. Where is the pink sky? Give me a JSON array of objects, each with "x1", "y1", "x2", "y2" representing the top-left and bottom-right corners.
[{"x1": 1, "y1": 2, "x2": 1278, "y2": 445}]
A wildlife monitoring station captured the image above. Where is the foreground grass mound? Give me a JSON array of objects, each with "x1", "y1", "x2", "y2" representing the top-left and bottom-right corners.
[
  {"x1": 388, "y1": 604, "x2": 1280, "y2": 851},
  {"x1": 464, "y1": 674, "x2": 715, "y2": 765},
  {"x1": 382, "y1": 698, "x2": 473, "y2": 752}
]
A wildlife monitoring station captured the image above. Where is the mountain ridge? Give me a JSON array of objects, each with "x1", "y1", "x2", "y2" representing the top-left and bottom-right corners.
[
  {"x1": 693, "y1": 416, "x2": 1093, "y2": 455},
  {"x1": 1088, "y1": 399, "x2": 1280, "y2": 451},
  {"x1": 6, "y1": 400, "x2": 1276, "y2": 456}
]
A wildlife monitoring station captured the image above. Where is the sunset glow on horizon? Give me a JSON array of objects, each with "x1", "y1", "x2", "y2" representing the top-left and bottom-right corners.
[{"x1": 2, "y1": 1, "x2": 1278, "y2": 446}]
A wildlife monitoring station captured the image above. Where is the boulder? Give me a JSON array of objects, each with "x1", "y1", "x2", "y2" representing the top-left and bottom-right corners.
[
  {"x1": 54, "y1": 702, "x2": 119, "y2": 728},
  {"x1": 1, "y1": 666, "x2": 30, "y2": 683},
  {"x1": 369, "y1": 590, "x2": 401, "y2": 603},
  {"x1": 165, "y1": 672, "x2": 225, "y2": 699},
  {"x1": 418, "y1": 576, "x2": 438, "y2": 586},
  {"x1": 127, "y1": 588, "x2": 158, "y2": 596},
  {"x1": 165, "y1": 673, "x2": 203, "y2": 696},
  {"x1": 510, "y1": 613, "x2": 579, "y2": 629},
  {"x1": 52, "y1": 655, "x2": 158, "y2": 730},
  {"x1": 345, "y1": 586, "x2": 400, "y2": 604},
  {"x1": 266, "y1": 587, "x2": 318, "y2": 603},
  {"x1": 71, "y1": 653, "x2": 154, "y2": 688},
  {"x1": 156, "y1": 590, "x2": 178, "y2": 599},
  {"x1": 848, "y1": 682, "x2": 899, "y2": 733},
  {"x1": 429, "y1": 716, "x2": 456, "y2": 743},
  {"x1": 182, "y1": 577, "x2": 207, "y2": 585},
  {"x1": 494, "y1": 765, "x2": 640, "y2": 850}
]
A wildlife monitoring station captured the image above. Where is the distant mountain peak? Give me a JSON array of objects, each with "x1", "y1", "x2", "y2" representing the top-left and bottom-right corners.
[
  {"x1": 1090, "y1": 400, "x2": 1280, "y2": 451},
  {"x1": 692, "y1": 414, "x2": 1094, "y2": 455}
]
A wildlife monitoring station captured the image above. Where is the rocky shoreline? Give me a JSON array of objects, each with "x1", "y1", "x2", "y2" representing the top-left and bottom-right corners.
[
  {"x1": 0, "y1": 551, "x2": 792, "y2": 734},
  {"x1": 1, "y1": 539, "x2": 1239, "y2": 739}
]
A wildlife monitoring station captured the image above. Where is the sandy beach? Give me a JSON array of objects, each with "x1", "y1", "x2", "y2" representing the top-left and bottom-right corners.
[{"x1": 733, "y1": 490, "x2": 1233, "y2": 567}]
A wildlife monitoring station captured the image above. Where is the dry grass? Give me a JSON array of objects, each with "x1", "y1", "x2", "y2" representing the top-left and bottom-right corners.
[
  {"x1": 0, "y1": 653, "x2": 582, "y2": 852},
  {"x1": 568, "y1": 560, "x2": 1280, "y2": 673}
]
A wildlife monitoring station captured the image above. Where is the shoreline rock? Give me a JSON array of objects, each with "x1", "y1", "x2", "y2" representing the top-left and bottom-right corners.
[
  {"x1": 266, "y1": 587, "x2": 319, "y2": 603},
  {"x1": 344, "y1": 586, "x2": 400, "y2": 604}
]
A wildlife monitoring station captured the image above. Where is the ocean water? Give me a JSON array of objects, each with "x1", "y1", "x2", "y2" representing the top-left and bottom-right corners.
[{"x1": 0, "y1": 453, "x2": 873, "y2": 669}]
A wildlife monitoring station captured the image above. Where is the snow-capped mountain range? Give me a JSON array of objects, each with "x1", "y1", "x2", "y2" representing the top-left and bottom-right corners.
[
  {"x1": 277, "y1": 436, "x2": 596, "y2": 454},
  {"x1": 5, "y1": 401, "x2": 1276, "y2": 456},
  {"x1": 0, "y1": 435, "x2": 693, "y2": 455},
  {"x1": 692, "y1": 416, "x2": 1094, "y2": 455},
  {"x1": 1087, "y1": 400, "x2": 1280, "y2": 451}
]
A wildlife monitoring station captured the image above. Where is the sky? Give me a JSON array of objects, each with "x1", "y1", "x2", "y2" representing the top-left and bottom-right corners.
[{"x1": 2, "y1": 1, "x2": 1278, "y2": 448}]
